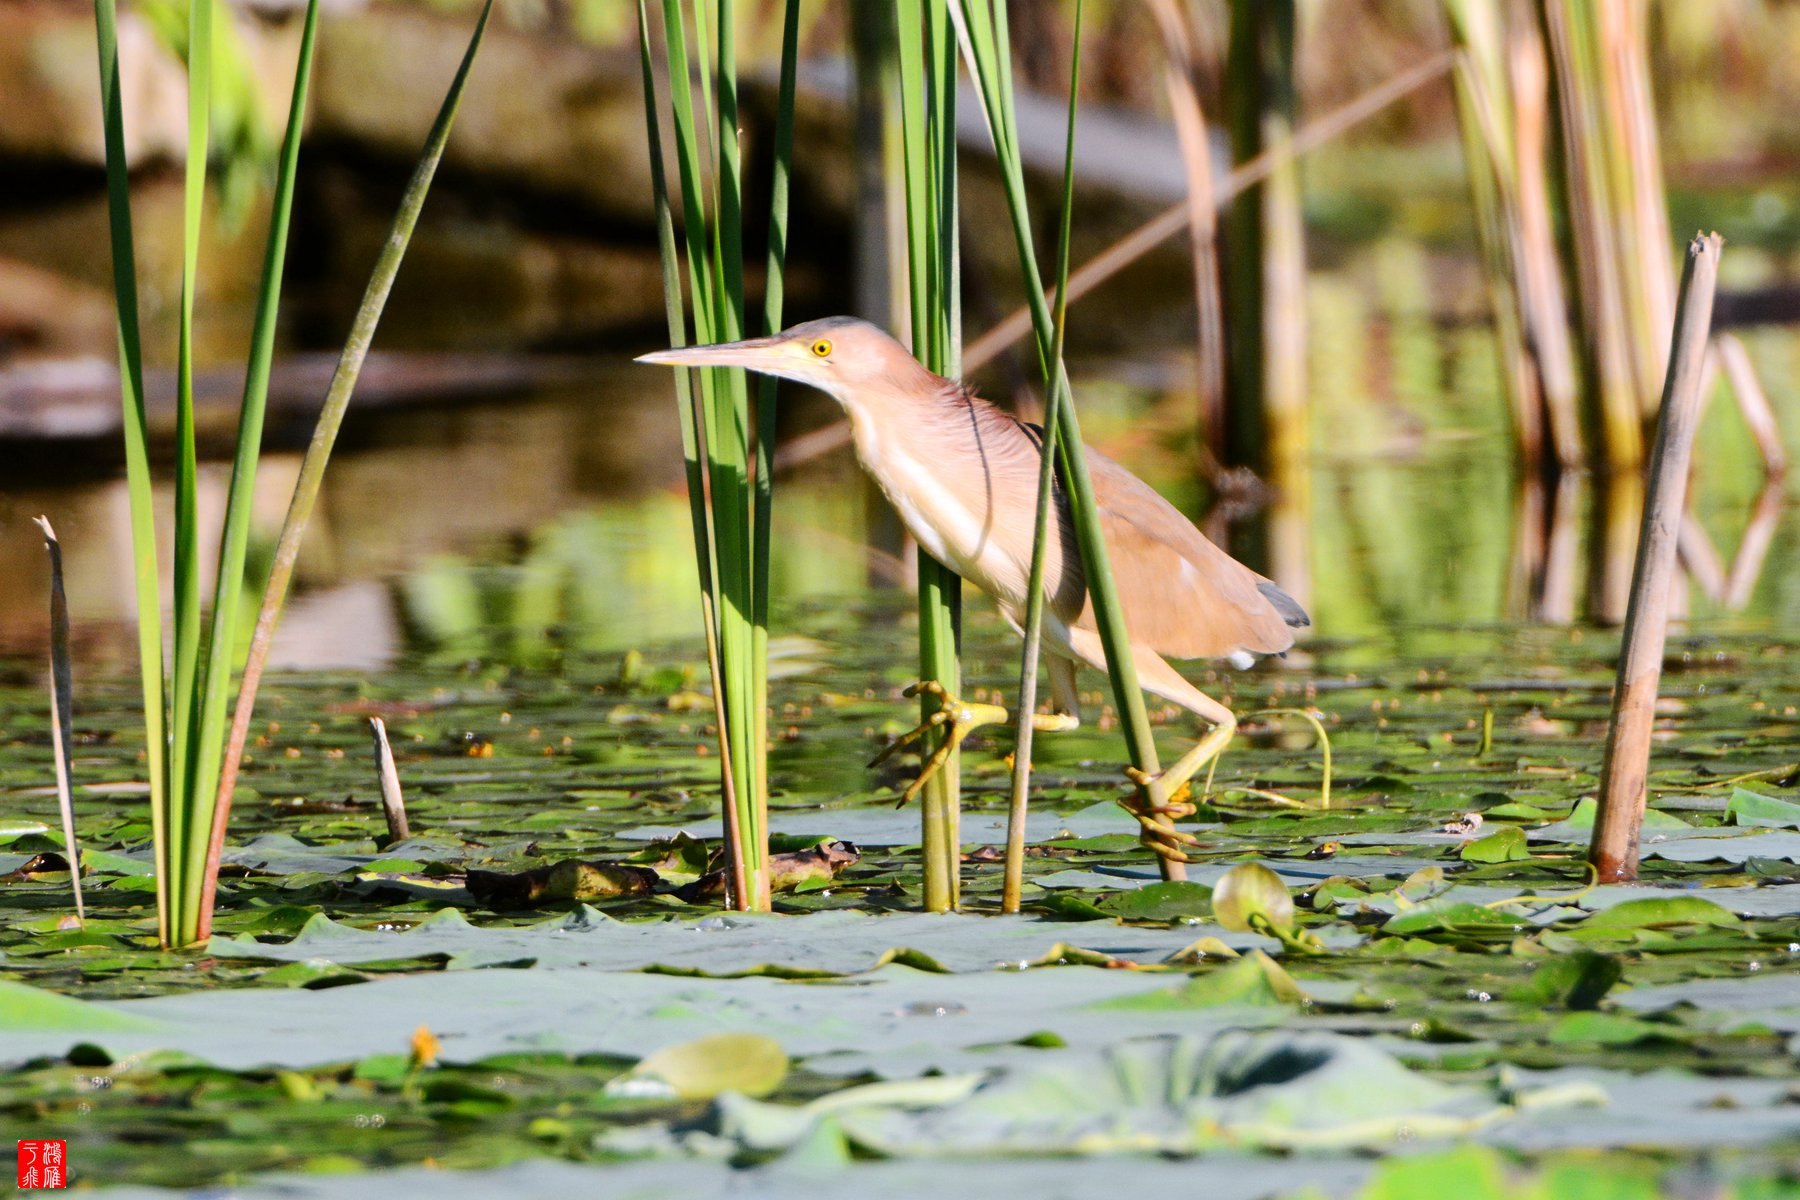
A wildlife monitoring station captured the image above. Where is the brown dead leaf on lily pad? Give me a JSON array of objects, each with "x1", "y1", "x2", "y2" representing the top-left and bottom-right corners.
[
  {"x1": 680, "y1": 840, "x2": 861, "y2": 903},
  {"x1": 466, "y1": 860, "x2": 659, "y2": 911}
]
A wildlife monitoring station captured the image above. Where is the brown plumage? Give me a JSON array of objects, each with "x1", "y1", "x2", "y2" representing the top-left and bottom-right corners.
[{"x1": 638, "y1": 316, "x2": 1309, "y2": 818}]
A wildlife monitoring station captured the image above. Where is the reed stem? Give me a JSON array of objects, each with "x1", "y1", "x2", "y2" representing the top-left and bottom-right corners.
[
  {"x1": 951, "y1": 0, "x2": 1181, "y2": 882},
  {"x1": 1001, "y1": 0, "x2": 1083, "y2": 915},
  {"x1": 91, "y1": 0, "x2": 167, "y2": 942},
  {"x1": 202, "y1": 0, "x2": 494, "y2": 939},
  {"x1": 368, "y1": 717, "x2": 412, "y2": 843},
  {"x1": 898, "y1": 0, "x2": 964, "y2": 912},
  {"x1": 1590, "y1": 233, "x2": 1722, "y2": 882}
]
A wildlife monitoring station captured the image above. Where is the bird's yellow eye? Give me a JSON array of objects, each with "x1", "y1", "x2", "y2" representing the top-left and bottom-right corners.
[{"x1": 811, "y1": 338, "x2": 833, "y2": 358}]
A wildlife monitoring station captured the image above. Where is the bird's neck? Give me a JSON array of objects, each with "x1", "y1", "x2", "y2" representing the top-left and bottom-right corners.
[{"x1": 831, "y1": 374, "x2": 973, "y2": 478}]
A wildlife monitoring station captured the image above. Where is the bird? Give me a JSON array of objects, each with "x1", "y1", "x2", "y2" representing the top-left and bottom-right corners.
[{"x1": 638, "y1": 316, "x2": 1309, "y2": 860}]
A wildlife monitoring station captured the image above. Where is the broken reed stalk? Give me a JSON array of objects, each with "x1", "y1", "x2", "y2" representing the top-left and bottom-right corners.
[
  {"x1": 200, "y1": 0, "x2": 494, "y2": 940},
  {"x1": 964, "y1": 51, "x2": 1452, "y2": 377},
  {"x1": 1723, "y1": 483, "x2": 1786, "y2": 611},
  {"x1": 34, "y1": 517, "x2": 84, "y2": 923},
  {"x1": 896, "y1": 0, "x2": 965, "y2": 912},
  {"x1": 1001, "y1": 0, "x2": 1082, "y2": 916},
  {"x1": 1503, "y1": 0, "x2": 1582, "y2": 467},
  {"x1": 1713, "y1": 334, "x2": 1788, "y2": 479},
  {"x1": 367, "y1": 718, "x2": 412, "y2": 843},
  {"x1": 1590, "y1": 233, "x2": 1723, "y2": 883}
]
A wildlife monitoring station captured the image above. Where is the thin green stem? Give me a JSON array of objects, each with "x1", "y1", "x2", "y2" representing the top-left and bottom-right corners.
[
  {"x1": 647, "y1": 0, "x2": 770, "y2": 909},
  {"x1": 1003, "y1": 0, "x2": 1083, "y2": 915},
  {"x1": 897, "y1": 0, "x2": 964, "y2": 912},
  {"x1": 168, "y1": 0, "x2": 215, "y2": 941},
  {"x1": 186, "y1": 0, "x2": 320, "y2": 942},
  {"x1": 749, "y1": 0, "x2": 802, "y2": 905},
  {"x1": 92, "y1": 0, "x2": 169, "y2": 944},
  {"x1": 35, "y1": 517, "x2": 85, "y2": 923},
  {"x1": 951, "y1": 0, "x2": 1178, "y2": 880},
  {"x1": 201, "y1": 0, "x2": 495, "y2": 938},
  {"x1": 636, "y1": 0, "x2": 746, "y2": 908}
]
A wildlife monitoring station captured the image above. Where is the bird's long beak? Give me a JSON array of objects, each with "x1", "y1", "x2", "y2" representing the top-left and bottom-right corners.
[{"x1": 634, "y1": 334, "x2": 792, "y2": 373}]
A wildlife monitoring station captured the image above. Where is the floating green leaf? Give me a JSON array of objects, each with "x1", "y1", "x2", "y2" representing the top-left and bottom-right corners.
[
  {"x1": 619, "y1": 1033, "x2": 788, "y2": 1100},
  {"x1": 1512, "y1": 952, "x2": 1622, "y2": 1010},
  {"x1": 1581, "y1": 897, "x2": 1739, "y2": 931},
  {"x1": 1725, "y1": 788, "x2": 1800, "y2": 829},
  {"x1": 1461, "y1": 824, "x2": 1531, "y2": 862},
  {"x1": 1100, "y1": 880, "x2": 1213, "y2": 922},
  {"x1": 0, "y1": 981, "x2": 160, "y2": 1033}
]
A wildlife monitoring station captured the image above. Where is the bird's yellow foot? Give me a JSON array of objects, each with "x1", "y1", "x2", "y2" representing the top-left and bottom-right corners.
[
  {"x1": 1117, "y1": 716, "x2": 1238, "y2": 863},
  {"x1": 870, "y1": 681, "x2": 1012, "y2": 805},
  {"x1": 871, "y1": 682, "x2": 1081, "y2": 804},
  {"x1": 1121, "y1": 766, "x2": 1201, "y2": 862}
]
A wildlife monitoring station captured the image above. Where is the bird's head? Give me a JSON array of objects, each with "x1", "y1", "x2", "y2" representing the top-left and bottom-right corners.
[{"x1": 635, "y1": 316, "x2": 934, "y2": 406}]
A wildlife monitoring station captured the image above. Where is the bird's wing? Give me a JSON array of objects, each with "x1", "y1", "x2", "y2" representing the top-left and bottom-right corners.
[{"x1": 1066, "y1": 448, "x2": 1302, "y2": 662}]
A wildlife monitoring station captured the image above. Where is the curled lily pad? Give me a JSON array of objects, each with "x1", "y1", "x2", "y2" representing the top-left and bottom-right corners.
[
  {"x1": 613, "y1": 1032, "x2": 789, "y2": 1100},
  {"x1": 1581, "y1": 897, "x2": 1739, "y2": 931},
  {"x1": 1211, "y1": 864, "x2": 1294, "y2": 934},
  {"x1": 1725, "y1": 788, "x2": 1800, "y2": 829},
  {"x1": 1460, "y1": 825, "x2": 1530, "y2": 863}
]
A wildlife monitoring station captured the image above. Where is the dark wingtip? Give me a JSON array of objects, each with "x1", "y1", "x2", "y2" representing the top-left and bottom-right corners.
[{"x1": 1258, "y1": 580, "x2": 1311, "y2": 629}]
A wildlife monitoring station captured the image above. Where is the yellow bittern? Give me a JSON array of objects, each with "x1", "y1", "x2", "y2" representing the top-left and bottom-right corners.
[{"x1": 638, "y1": 317, "x2": 1309, "y2": 844}]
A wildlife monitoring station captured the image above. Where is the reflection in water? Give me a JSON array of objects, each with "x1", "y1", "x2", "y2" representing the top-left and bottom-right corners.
[{"x1": 2, "y1": 242, "x2": 1795, "y2": 673}]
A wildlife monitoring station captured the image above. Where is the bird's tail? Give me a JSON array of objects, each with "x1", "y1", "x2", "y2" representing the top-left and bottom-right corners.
[{"x1": 1257, "y1": 580, "x2": 1311, "y2": 629}]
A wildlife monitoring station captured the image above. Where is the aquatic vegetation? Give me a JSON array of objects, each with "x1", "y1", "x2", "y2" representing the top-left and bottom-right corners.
[
  {"x1": 85, "y1": 0, "x2": 492, "y2": 947},
  {"x1": 1, "y1": 609, "x2": 1799, "y2": 1190},
  {"x1": 952, "y1": 0, "x2": 1191, "y2": 881},
  {"x1": 5, "y1": 2, "x2": 1797, "y2": 1194},
  {"x1": 894, "y1": 0, "x2": 968, "y2": 911},
  {"x1": 635, "y1": 0, "x2": 802, "y2": 911}
]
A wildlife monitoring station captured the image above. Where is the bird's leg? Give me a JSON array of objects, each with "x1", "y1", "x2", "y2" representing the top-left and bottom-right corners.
[
  {"x1": 1123, "y1": 691, "x2": 1238, "y2": 863},
  {"x1": 871, "y1": 680, "x2": 1079, "y2": 805}
]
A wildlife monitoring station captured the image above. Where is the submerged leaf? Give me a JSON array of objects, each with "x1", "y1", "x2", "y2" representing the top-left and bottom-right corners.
[
  {"x1": 1512, "y1": 952, "x2": 1622, "y2": 1011},
  {"x1": 1548, "y1": 1012, "x2": 1681, "y2": 1047},
  {"x1": 1094, "y1": 951, "x2": 1306, "y2": 1010},
  {"x1": 1358, "y1": 1144, "x2": 1510, "y2": 1200}
]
